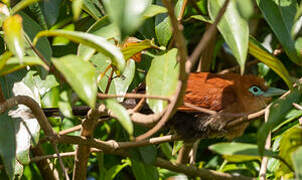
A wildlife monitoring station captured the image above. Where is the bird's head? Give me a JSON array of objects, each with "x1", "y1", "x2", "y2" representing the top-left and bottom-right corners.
[{"x1": 229, "y1": 74, "x2": 286, "y2": 113}]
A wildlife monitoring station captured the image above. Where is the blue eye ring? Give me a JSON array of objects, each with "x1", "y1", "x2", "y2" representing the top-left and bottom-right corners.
[{"x1": 248, "y1": 86, "x2": 264, "y2": 96}]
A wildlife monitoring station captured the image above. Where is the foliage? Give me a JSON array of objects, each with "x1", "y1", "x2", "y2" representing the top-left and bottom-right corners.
[{"x1": 0, "y1": 0, "x2": 301, "y2": 179}]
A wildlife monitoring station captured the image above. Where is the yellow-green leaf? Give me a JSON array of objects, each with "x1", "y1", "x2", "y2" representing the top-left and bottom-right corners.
[
  {"x1": 249, "y1": 37, "x2": 293, "y2": 89},
  {"x1": 3, "y1": 15, "x2": 25, "y2": 61},
  {"x1": 72, "y1": 0, "x2": 83, "y2": 20},
  {"x1": 52, "y1": 55, "x2": 97, "y2": 108},
  {"x1": 34, "y1": 30, "x2": 125, "y2": 74}
]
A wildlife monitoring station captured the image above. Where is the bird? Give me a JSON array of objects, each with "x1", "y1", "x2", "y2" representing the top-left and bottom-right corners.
[{"x1": 171, "y1": 72, "x2": 284, "y2": 140}]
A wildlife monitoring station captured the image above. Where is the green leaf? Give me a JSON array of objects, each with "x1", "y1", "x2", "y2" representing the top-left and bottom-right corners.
[
  {"x1": 249, "y1": 37, "x2": 293, "y2": 89},
  {"x1": 42, "y1": 87, "x2": 59, "y2": 108},
  {"x1": 278, "y1": 126, "x2": 302, "y2": 177},
  {"x1": 256, "y1": 0, "x2": 302, "y2": 65},
  {"x1": 187, "y1": 15, "x2": 213, "y2": 23},
  {"x1": 0, "y1": 112, "x2": 16, "y2": 180},
  {"x1": 34, "y1": 29, "x2": 125, "y2": 74},
  {"x1": 155, "y1": 17, "x2": 172, "y2": 47},
  {"x1": 292, "y1": 146, "x2": 302, "y2": 179},
  {"x1": 20, "y1": 12, "x2": 52, "y2": 62},
  {"x1": 0, "y1": 51, "x2": 13, "y2": 71},
  {"x1": 257, "y1": 85, "x2": 302, "y2": 155},
  {"x1": 209, "y1": 142, "x2": 276, "y2": 162},
  {"x1": 82, "y1": 0, "x2": 103, "y2": 20},
  {"x1": 138, "y1": 145, "x2": 157, "y2": 164},
  {"x1": 146, "y1": 49, "x2": 179, "y2": 113},
  {"x1": 11, "y1": 0, "x2": 39, "y2": 14},
  {"x1": 72, "y1": 0, "x2": 83, "y2": 20},
  {"x1": 77, "y1": 16, "x2": 120, "y2": 61},
  {"x1": 121, "y1": 39, "x2": 159, "y2": 60},
  {"x1": 101, "y1": 99, "x2": 133, "y2": 136},
  {"x1": 208, "y1": 0, "x2": 249, "y2": 74},
  {"x1": 52, "y1": 55, "x2": 97, "y2": 108},
  {"x1": 142, "y1": 4, "x2": 167, "y2": 19},
  {"x1": 40, "y1": 0, "x2": 61, "y2": 26},
  {"x1": 104, "y1": 161, "x2": 130, "y2": 180},
  {"x1": 58, "y1": 90, "x2": 73, "y2": 118},
  {"x1": 103, "y1": 0, "x2": 151, "y2": 39},
  {"x1": 131, "y1": 159, "x2": 159, "y2": 180},
  {"x1": 97, "y1": 58, "x2": 135, "y2": 102},
  {"x1": 0, "y1": 56, "x2": 47, "y2": 76},
  {"x1": 3, "y1": 15, "x2": 25, "y2": 61}
]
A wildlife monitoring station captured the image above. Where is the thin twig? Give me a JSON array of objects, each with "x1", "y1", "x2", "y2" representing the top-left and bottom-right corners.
[
  {"x1": 104, "y1": 69, "x2": 114, "y2": 94},
  {"x1": 259, "y1": 107, "x2": 271, "y2": 180},
  {"x1": 25, "y1": 35, "x2": 50, "y2": 71},
  {"x1": 183, "y1": 102, "x2": 217, "y2": 115},
  {"x1": 132, "y1": 98, "x2": 145, "y2": 112},
  {"x1": 98, "y1": 93, "x2": 171, "y2": 101},
  {"x1": 293, "y1": 103, "x2": 302, "y2": 111}
]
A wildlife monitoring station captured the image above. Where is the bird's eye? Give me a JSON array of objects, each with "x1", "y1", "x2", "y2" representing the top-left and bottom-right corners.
[{"x1": 248, "y1": 86, "x2": 264, "y2": 96}]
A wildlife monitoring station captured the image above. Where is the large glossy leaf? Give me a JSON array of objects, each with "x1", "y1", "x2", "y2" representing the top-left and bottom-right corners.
[
  {"x1": 146, "y1": 49, "x2": 179, "y2": 113},
  {"x1": 34, "y1": 30, "x2": 125, "y2": 74},
  {"x1": 292, "y1": 146, "x2": 302, "y2": 179},
  {"x1": 77, "y1": 16, "x2": 120, "y2": 61},
  {"x1": 249, "y1": 37, "x2": 293, "y2": 89},
  {"x1": 256, "y1": 0, "x2": 302, "y2": 65},
  {"x1": 257, "y1": 85, "x2": 302, "y2": 156},
  {"x1": 3, "y1": 15, "x2": 25, "y2": 61},
  {"x1": 20, "y1": 12, "x2": 52, "y2": 62},
  {"x1": 0, "y1": 112, "x2": 16, "y2": 179},
  {"x1": 0, "y1": 56, "x2": 47, "y2": 76},
  {"x1": 209, "y1": 142, "x2": 276, "y2": 162},
  {"x1": 101, "y1": 99, "x2": 133, "y2": 136},
  {"x1": 208, "y1": 0, "x2": 249, "y2": 74},
  {"x1": 52, "y1": 55, "x2": 97, "y2": 108},
  {"x1": 142, "y1": 4, "x2": 167, "y2": 19},
  {"x1": 103, "y1": 0, "x2": 151, "y2": 39}
]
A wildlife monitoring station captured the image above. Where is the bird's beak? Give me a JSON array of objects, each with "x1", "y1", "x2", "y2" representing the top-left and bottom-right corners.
[{"x1": 262, "y1": 87, "x2": 287, "y2": 97}]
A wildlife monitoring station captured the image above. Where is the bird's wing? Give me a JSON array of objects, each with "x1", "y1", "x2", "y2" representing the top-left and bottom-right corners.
[{"x1": 178, "y1": 73, "x2": 238, "y2": 112}]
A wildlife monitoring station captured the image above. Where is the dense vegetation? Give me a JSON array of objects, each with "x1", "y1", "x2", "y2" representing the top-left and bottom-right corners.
[{"x1": 0, "y1": 0, "x2": 302, "y2": 179}]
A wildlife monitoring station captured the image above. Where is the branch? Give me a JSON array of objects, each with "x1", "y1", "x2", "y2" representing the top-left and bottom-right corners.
[{"x1": 72, "y1": 105, "x2": 105, "y2": 180}]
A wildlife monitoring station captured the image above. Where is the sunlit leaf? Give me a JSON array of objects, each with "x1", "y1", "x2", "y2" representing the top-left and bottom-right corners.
[
  {"x1": 103, "y1": 0, "x2": 151, "y2": 39},
  {"x1": 52, "y1": 55, "x2": 97, "y2": 108},
  {"x1": 0, "y1": 56, "x2": 47, "y2": 76},
  {"x1": 34, "y1": 30, "x2": 125, "y2": 74},
  {"x1": 146, "y1": 49, "x2": 179, "y2": 113},
  {"x1": 82, "y1": 0, "x2": 103, "y2": 20},
  {"x1": 121, "y1": 38, "x2": 159, "y2": 61},
  {"x1": 77, "y1": 16, "x2": 120, "y2": 61},
  {"x1": 249, "y1": 37, "x2": 293, "y2": 89},
  {"x1": 101, "y1": 99, "x2": 133, "y2": 136},
  {"x1": 256, "y1": 0, "x2": 302, "y2": 65},
  {"x1": 3, "y1": 15, "x2": 25, "y2": 61},
  {"x1": 142, "y1": 4, "x2": 167, "y2": 19},
  {"x1": 208, "y1": 0, "x2": 249, "y2": 74},
  {"x1": 72, "y1": 0, "x2": 83, "y2": 20},
  {"x1": 0, "y1": 51, "x2": 13, "y2": 71}
]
